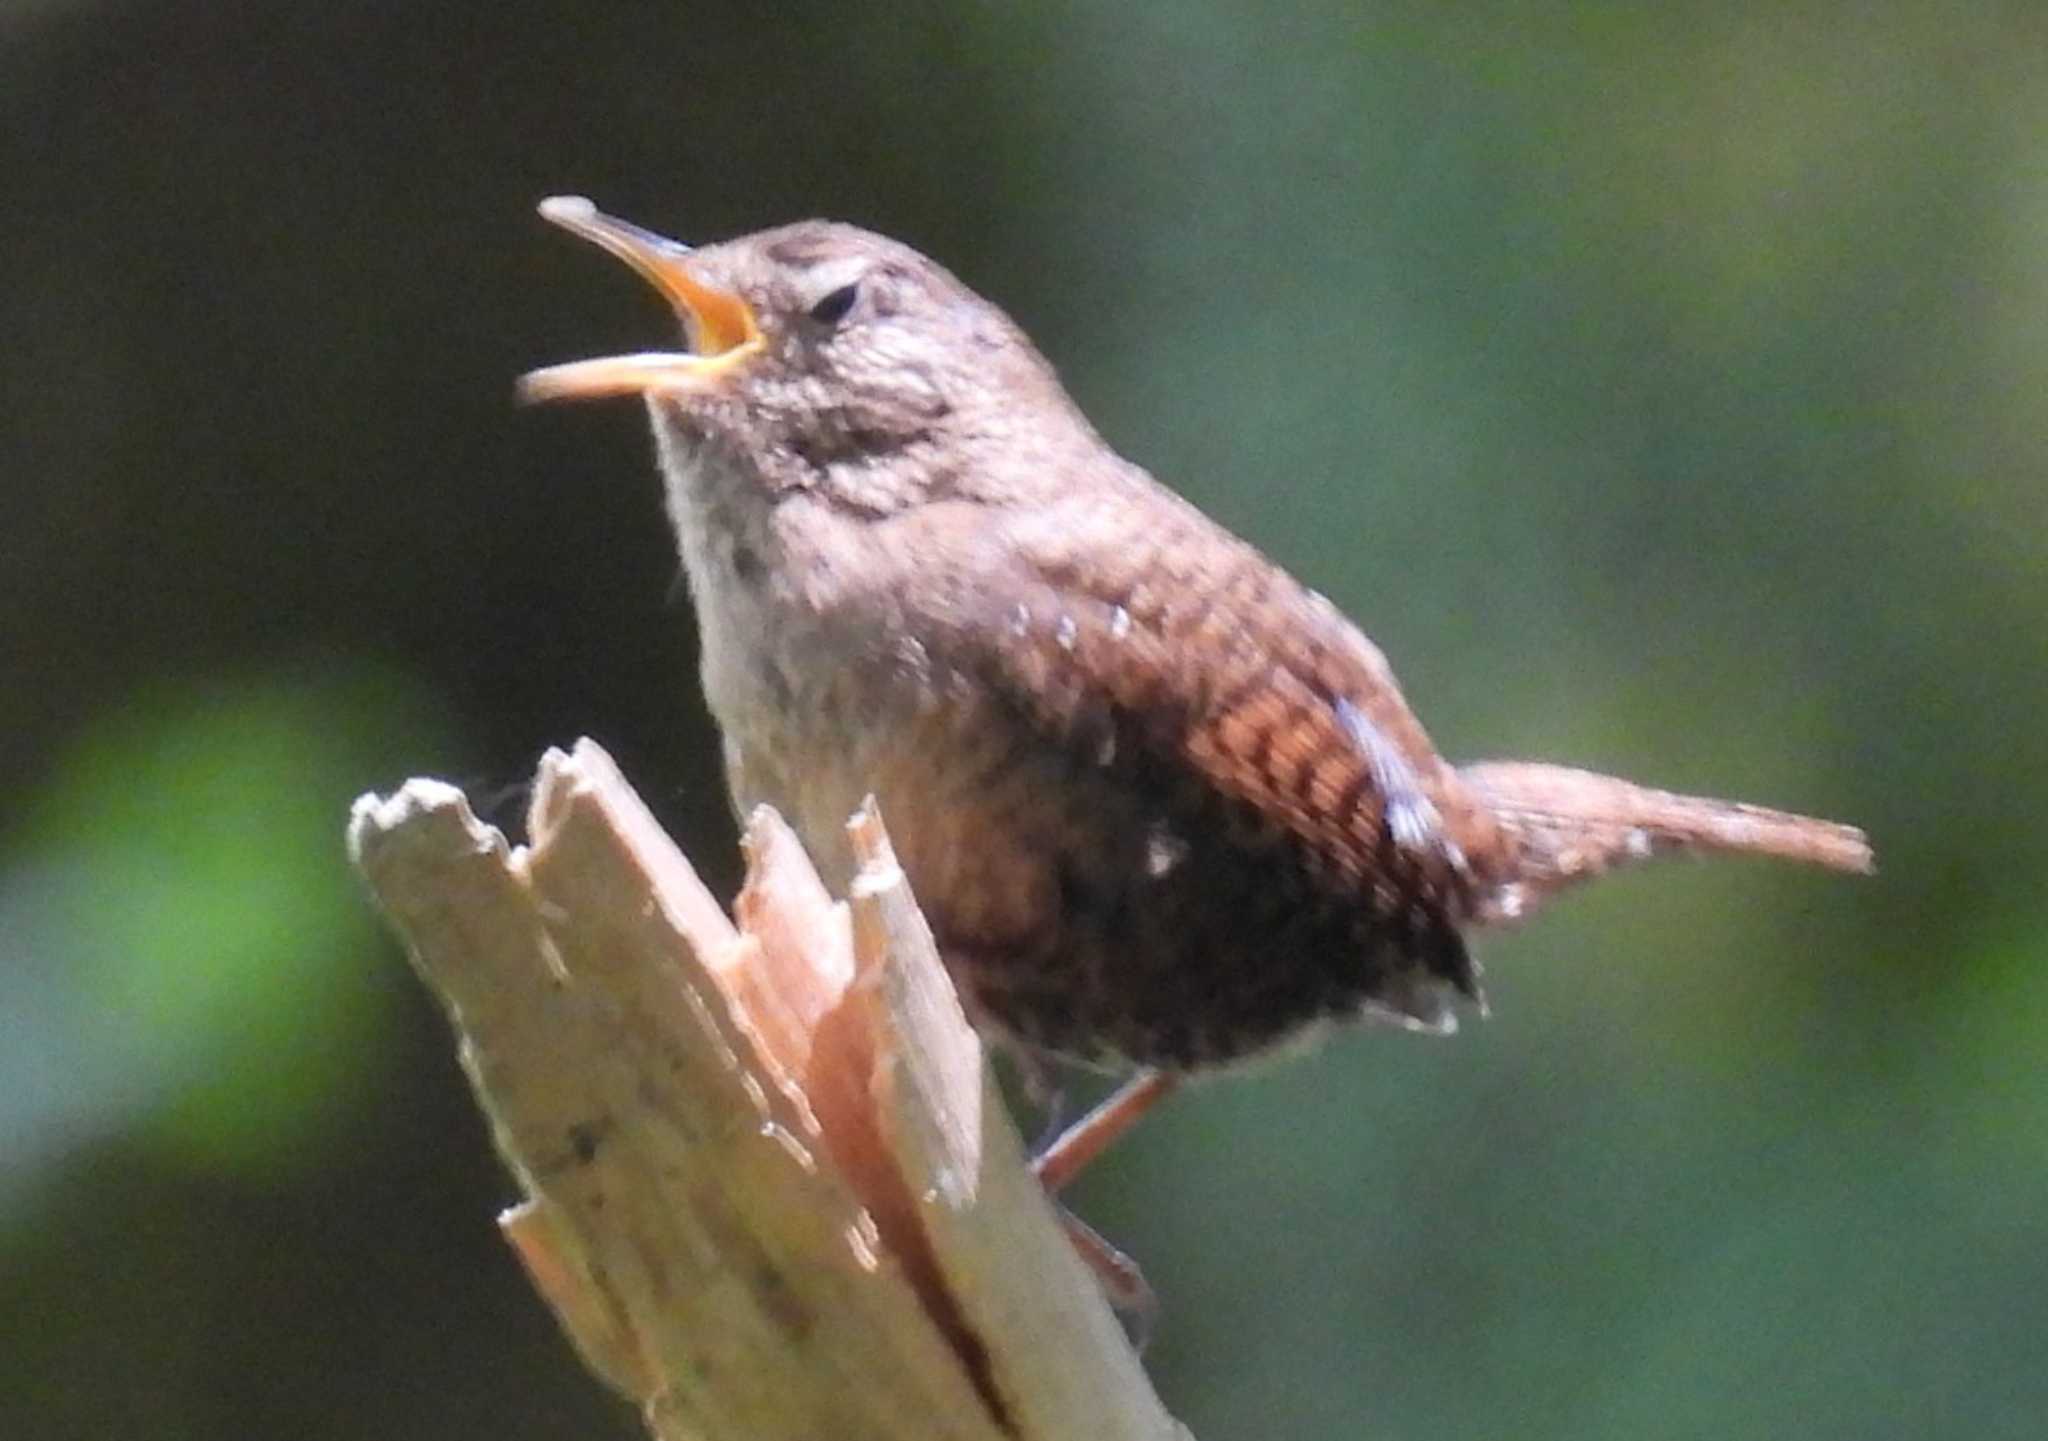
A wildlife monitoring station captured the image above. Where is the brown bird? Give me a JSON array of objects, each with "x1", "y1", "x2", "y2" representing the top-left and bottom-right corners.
[{"x1": 522, "y1": 196, "x2": 1872, "y2": 1196}]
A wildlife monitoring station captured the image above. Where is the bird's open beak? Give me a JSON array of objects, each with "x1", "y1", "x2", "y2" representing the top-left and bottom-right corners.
[{"x1": 519, "y1": 196, "x2": 764, "y2": 404}]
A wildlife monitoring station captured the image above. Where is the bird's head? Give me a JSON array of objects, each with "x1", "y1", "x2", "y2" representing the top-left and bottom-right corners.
[{"x1": 522, "y1": 197, "x2": 1088, "y2": 514}]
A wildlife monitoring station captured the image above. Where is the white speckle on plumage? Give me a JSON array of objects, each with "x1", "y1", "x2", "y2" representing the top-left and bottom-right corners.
[
  {"x1": 1145, "y1": 823, "x2": 1188, "y2": 878},
  {"x1": 1108, "y1": 604, "x2": 1132, "y2": 640},
  {"x1": 1386, "y1": 793, "x2": 1442, "y2": 853},
  {"x1": 1055, "y1": 614, "x2": 1078, "y2": 651},
  {"x1": 1495, "y1": 883, "x2": 1527, "y2": 920}
]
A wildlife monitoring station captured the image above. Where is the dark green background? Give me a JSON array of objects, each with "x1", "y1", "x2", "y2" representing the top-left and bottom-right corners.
[{"x1": 6, "y1": 3, "x2": 2042, "y2": 1438}]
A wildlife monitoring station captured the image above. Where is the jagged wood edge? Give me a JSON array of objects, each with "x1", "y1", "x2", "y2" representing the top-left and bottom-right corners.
[
  {"x1": 347, "y1": 737, "x2": 1188, "y2": 1441},
  {"x1": 848, "y1": 801, "x2": 1189, "y2": 1441}
]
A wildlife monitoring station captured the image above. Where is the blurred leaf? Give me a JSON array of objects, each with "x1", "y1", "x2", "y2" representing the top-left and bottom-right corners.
[
  {"x1": 1930, "y1": 922, "x2": 2048, "y2": 1188},
  {"x1": 1, "y1": 660, "x2": 451, "y2": 1188}
]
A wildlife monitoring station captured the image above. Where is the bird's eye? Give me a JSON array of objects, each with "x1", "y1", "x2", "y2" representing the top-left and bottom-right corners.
[{"x1": 807, "y1": 281, "x2": 860, "y2": 328}]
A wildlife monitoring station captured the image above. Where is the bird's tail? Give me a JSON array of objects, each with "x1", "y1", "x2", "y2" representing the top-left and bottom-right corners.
[{"x1": 1458, "y1": 761, "x2": 1873, "y2": 925}]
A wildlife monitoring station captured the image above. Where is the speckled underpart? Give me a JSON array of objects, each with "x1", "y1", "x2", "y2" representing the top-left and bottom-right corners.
[{"x1": 532, "y1": 205, "x2": 1873, "y2": 1075}]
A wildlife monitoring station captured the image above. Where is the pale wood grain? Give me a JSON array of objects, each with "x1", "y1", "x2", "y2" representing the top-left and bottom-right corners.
[{"x1": 348, "y1": 738, "x2": 1188, "y2": 1441}]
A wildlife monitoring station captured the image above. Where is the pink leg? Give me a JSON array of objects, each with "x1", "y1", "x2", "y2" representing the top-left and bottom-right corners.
[
  {"x1": 1056, "y1": 1205, "x2": 1158, "y2": 1345},
  {"x1": 1032, "y1": 1069, "x2": 1179, "y2": 1194}
]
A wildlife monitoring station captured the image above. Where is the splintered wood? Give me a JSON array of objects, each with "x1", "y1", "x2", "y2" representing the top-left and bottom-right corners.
[{"x1": 347, "y1": 738, "x2": 1186, "y2": 1441}]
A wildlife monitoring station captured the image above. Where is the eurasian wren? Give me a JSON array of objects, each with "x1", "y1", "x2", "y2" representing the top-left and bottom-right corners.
[{"x1": 522, "y1": 197, "x2": 1872, "y2": 1099}]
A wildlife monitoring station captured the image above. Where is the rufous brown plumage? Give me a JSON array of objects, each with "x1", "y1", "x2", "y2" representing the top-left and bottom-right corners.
[{"x1": 523, "y1": 196, "x2": 1872, "y2": 1076}]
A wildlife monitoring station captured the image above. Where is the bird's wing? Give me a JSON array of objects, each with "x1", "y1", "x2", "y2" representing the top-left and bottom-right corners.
[{"x1": 905, "y1": 486, "x2": 1487, "y2": 1011}]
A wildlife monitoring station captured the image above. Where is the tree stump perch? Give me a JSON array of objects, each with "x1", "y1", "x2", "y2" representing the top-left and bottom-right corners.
[{"x1": 346, "y1": 737, "x2": 1189, "y2": 1441}]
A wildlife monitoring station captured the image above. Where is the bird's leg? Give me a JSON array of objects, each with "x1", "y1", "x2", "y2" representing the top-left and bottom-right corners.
[
  {"x1": 1026, "y1": 1069, "x2": 1178, "y2": 1341},
  {"x1": 1055, "y1": 1205, "x2": 1159, "y2": 1349},
  {"x1": 1031, "y1": 1068, "x2": 1179, "y2": 1194}
]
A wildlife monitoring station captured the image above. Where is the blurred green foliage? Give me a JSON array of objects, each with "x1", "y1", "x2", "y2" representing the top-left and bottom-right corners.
[
  {"x1": 3, "y1": 2, "x2": 2043, "y2": 1438},
  {"x1": 4, "y1": 666, "x2": 445, "y2": 1187}
]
